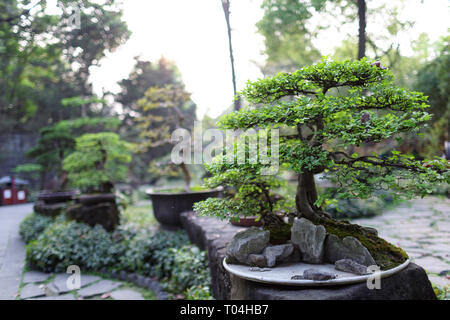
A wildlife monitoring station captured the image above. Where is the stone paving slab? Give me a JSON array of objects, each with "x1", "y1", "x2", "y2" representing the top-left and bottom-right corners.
[
  {"x1": 0, "y1": 204, "x2": 33, "y2": 300},
  {"x1": 353, "y1": 196, "x2": 450, "y2": 289},
  {"x1": 28, "y1": 293, "x2": 76, "y2": 300},
  {"x1": 76, "y1": 280, "x2": 121, "y2": 298},
  {"x1": 51, "y1": 273, "x2": 101, "y2": 293},
  {"x1": 110, "y1": 289, "x2": 144, "y2": 300},
  {"x1": 20, "y1": 283, "x2": 46, "y2": 299},
  {"x1": 23, "y1": 271, "x2": 51, "y2": 284}
]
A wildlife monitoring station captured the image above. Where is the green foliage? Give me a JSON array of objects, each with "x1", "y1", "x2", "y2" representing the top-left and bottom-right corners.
[
  {"x1": 63, "y1": 132, "x2": 133, "y2": 192},
  {"x1": 116, "y1": 57, "x2": 186, "y2": 185},
  {"x1": 219, "y1": 58, "x2": 449, "y2": 203},
  {"x1": 167, "y1": 246, "x2": 211, "y2": 298},
  {"x1": 135, "y1": 84, "x2": 196, "y2": 188},
  {"x1": 413, "y1": 37, "x2": 450, "y2": 157},
  {"x1": 22, "y1": 213, "x2": 211, "y2": 298},
  {"x1": 26, "y1": 221, "x2": 124, "y2": 273},
  {"x1": 325, "y1": 196, "x2": 386, "y2": 219},
  {"x1": 0, "y1": 0, "x2": 130, "y2": 133},
  {"x1": 118, "y1": 230, "x2": 188, "y2": 278},
  {"x1": 19, "y1": 213, "x2": 55, "y2": 244},
  {"x1": 26, "y1": 117, "x2": 120, "y2": 189},
  {"x1": 257, "y1": 0, "x2": 414, "y2": 71},
  {"x1": 194, "y1": 147, "x2": 294, "y2": 223}
]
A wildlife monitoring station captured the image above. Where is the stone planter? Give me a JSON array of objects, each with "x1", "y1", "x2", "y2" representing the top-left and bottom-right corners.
[
  {"x1": 37, "y1": 190, "x2": 78, "y2": 204},
  {"x1": 66, "y1": 193, "x2": 119, "y2": 232},
  {"x1": 34, "y1": 190, "x2": 78, "y2": 217},
  {"x1": 146, "y1": 189, "x2": 221, "y2": 230}
]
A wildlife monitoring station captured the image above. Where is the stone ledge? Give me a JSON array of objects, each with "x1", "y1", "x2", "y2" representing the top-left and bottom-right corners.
[{"x1": 180, "y1": 211, "x2": 437, "y2": 300}]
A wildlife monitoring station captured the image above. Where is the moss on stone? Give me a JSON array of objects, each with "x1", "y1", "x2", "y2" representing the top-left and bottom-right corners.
[
  {"x1": 265, "y1": 223, "x2": 292, "y2": 245},
  {"x1": 311, "y1": 217, "x2": 408, "y2": 270}
]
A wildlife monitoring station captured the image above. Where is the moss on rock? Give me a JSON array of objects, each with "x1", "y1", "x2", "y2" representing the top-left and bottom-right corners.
[
  {"x1": 311, "y1": 217, "x2": 408, "y2": 270},
  {"x1": 265, "y1": 223, "x2": 292, "y2": 245}
]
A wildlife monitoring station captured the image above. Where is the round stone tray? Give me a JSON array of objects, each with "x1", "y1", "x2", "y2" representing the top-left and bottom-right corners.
[{"x1": 223, "y1": 259, "x2": 410, "y2": 286}]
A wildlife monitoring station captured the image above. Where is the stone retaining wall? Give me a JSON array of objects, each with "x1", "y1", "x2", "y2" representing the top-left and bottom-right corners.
[{"x1": 181, "y1": 211, "x2": 437, "y2": 300}]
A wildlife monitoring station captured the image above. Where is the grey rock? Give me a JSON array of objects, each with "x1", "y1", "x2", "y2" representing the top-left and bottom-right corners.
[
  {"x1": 119, "y1": 270, "x2": 128, "y2": 281},
  {"x1": 226, "y1": 227, "x2": 270, "y2": 264},
  {"x1": 335, "y1": 259, "x2": 369, "y2": 275},
  {"x1": 325, "y1": 234, "x2": 376, "y2": 266},
  {"x1": 291, "y1": 218, "x2": 326, "y2": 263},
  {"x1": 20, "y1": 284, "x2": 45, "y2": 299},
  {"x1": 128, "y1": 273, "x2": 137, "y2": 283},
  {"x1": 364, "y1": 227, "x2": 378, "y2": 236},
  {"x1": 291, "y1": 275, "x2": 304, "y2": 280},
  {"x1": 28, "y1": 293, "x2": 76, "y2": 300},
  {"x1": 22, "y1": 271, "x2": 51, "y2": 284},
  {"x1": 110, "y1": 289, "x2": 145, "y2": 300},
  {"x1": 263, "y1": 244, "x2": 294, "y2": 267},
  {"x1": 43, "y1": 283, "x2": 59, "y2": 296},
  {"x1": 137, "y1": 275, "x2": 146, "y2": 287},
  {"x1": 110, "y1": 270, "x2": 119, "y2": 279},
  {"x1": 302, "y1": 269, "x2": 336, "y2": 281},
  {"x1": 248, "y1": 254, "x2": 267, "y2": 267},
  {"x1": 77, "y1": 280, "x2": 121, "y2": 298}
]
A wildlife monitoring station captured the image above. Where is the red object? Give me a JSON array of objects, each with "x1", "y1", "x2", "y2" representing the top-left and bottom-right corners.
[{"x1": 0, "y1": 176, "x2": 27, "y2": 205}]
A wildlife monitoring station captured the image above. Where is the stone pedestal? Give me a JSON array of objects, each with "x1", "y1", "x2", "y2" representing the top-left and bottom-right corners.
[{"x1": 181, "y1": 211, "x2": 437, "y2": 300}]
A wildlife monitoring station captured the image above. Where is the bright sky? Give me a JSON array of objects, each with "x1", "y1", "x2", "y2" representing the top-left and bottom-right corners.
[{"x1": 89, "y1": 0, "x2": 449, "y2": 119}]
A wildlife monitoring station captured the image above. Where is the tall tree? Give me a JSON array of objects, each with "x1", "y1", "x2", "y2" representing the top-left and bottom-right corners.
[
  {"x1": 257, "y1": 0, "x2": 412, "y2": 70},
  {"x1": 221, "y1": 0, "x2": 240, "y2": 110},
  {"x1": 357, "y1": 0, "x2": 366, "y2": 59}
]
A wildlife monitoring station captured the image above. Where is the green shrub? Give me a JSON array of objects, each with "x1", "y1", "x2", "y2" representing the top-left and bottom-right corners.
[
  {"x1": 24, "y1": 216, "x2": 212, "y2": 299},
  {"x1": 167, "y1": 246, "x2": 211, "y2": 294},
  {"x1": 19, "y1": 213, "x2": 55, "y2": 244},
  {"x1": 26, "y1": 221, "x2": 124, "y2": 273},
  {"x1": 118, "y1": 230, "x2": 188, "y2": 278},
  {"x1": 325, "y1": 197, "x2": 386, "y2": 219},
  {"x1": 185, "y1": 285, "x2": 213, "y2": 300}
]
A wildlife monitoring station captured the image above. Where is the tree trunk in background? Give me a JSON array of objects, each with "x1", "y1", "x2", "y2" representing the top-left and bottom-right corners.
[
  {"x1": 357, "y1": 0, "x2": 367, "y2": 60},
  {"x1": 221, "y1": 0, "x2": 241, "y2": 111}
]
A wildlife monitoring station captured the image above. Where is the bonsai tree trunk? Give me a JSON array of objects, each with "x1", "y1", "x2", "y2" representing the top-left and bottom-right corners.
[
  {"x1": 295, "y1": 172, "x2": 321, "y2": 220},
  {"x1": 180, "y1": 162, "x2": 191, "y2": 191}
]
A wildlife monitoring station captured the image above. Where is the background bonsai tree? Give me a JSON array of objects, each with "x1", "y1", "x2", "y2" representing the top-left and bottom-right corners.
[
  {"x1": 135, "y1": 84, "x2": 196, "y2": 190},
  {"x1": 23, "y1": 117, "x2": 119, "y2": 190},
  {"x1": 196, "y1": 58, "x2": 449, "y2": 268},
  {"x1": 63, "y1": 132, "x2": 133, "y2": 194}
]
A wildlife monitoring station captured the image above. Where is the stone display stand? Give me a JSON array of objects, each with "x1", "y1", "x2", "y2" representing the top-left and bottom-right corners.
[{"x1": 180, "y1": 211, "x2": 437, "y2": 300}]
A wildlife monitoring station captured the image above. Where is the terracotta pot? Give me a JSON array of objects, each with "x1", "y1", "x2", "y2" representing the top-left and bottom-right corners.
[{"x1": 230, "y1": 216, "x2": 263, "y2": 227}]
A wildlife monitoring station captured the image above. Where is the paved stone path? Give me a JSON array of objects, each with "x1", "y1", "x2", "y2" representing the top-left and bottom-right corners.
[
  {"x1": 19, "y1": 271, "x2": 145, "y2": 300},
  {"x1": 0, "y1": 204, "x2": 33, "y2": 300},
  {"x1": 353, "y1": 196, "x2": 450, "y2": 289},
  {"x1": 0, "y1": 204, "x2": 147, "y2": 300}
]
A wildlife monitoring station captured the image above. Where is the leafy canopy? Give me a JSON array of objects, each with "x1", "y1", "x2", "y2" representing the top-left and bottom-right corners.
[
  {"x1": 63, "y1": 132, "x2": 133, "y2": 193},
  {"x1": 217, "y1": 58, "x2": 449, "y2": 201}
]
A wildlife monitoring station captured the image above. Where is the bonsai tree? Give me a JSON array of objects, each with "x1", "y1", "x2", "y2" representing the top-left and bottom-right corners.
[
  {"x1": 135, "y1": 84, "x2": 196, "y2": 190},
  {"x1": 194, "y1": 146, "x2": 295, "y2": 242},
  {"x1": 25, "y1": 117, "x2": 119, "y2": 190},
  {"x1": 195, "y1": 58, "x2": 449, "y2": 268},
  {"x1": 63, "y1": 132, "x2": 133, "y2": 194}
]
